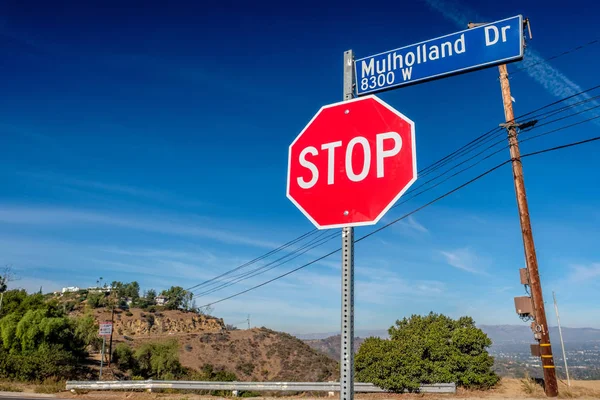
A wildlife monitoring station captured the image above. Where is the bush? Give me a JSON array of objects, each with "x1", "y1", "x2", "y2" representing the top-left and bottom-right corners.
[
  {"x1": 73, "y1": 313, "x2": 101, "y2": 352},
  {"x1": 135, "y1": 340, "x2": 183, "y2": 379},
  {"x1": 355, "y1": 313, "x2": 499, "y2": 392},
  {"x1": 0, "y1": 345, "x2": 78, "y2": 381},
  {"x1": 113, "y1": 343, "x2": 136, "y2": 371},
  {"x1": 125, "y1": 311, "x2": 133, "y2": 317},
  {"x1": 236, "y1": 362, "x2": 255, "y2": 376},
  {"x1": 86, "y1": 293, "x2": 104, "y2": 309},
  {"x1": 0, "y1": 292, "x2": 95, "y2": 382}
]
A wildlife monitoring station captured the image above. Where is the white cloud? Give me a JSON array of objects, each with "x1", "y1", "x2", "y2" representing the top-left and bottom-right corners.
[
  {"x1": 17, "y1": 171, "x2": 207, "y2": 208},
  {"x1": 440, "y1": 248, "x2": 488, "y2": 274},
  {"x1": 569, "y1": 263, "x2": 600, "y2": 282},
  {"x1": 9, "y1": 276, "x2": 64, "y2": 294},
  {"x1": 0, "y1": 205, "x2": 277, "y2": 249}
]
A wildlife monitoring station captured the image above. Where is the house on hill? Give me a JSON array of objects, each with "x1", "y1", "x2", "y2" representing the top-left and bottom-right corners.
[
  {"x1": 61, "y1": 286, "x2": 80, "y2": 293},
  {"x1": 88, "y1": 286, "x2": 113, "y2": 294},
  {"x1": 155, "y1": 295, "x2": 168, "y2": 306}
]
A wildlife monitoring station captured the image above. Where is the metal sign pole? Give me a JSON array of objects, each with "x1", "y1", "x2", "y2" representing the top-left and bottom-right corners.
[
  {"x1": 100, "y1": 335, "x2": 105, "y2": 379},
  {"x1": 340, "y1": 49, "x2": 355, "y2": 400}
]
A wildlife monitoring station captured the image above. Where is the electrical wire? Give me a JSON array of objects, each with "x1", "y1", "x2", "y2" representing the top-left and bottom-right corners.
[
  {"x1": 192, "y1": 230, "x2": 332, "y2": 294},
  {"x1": 197, "y1": 132, "x2": 600, "y2": 308},
  {"x1": 195, "y1": 105, "x2": 599, "y2": 299},
  {"x1": 185, "y1": 228, "x2": 318, "y2": 291},
  {"x1": 521, "y1": 115, "x2": 600, "y2": 146},
  {"x1": 510, "y1": 39, "x2": 599, "y2": 76},
  {"x1": 193, "y1": 230, "x2": 339, "y2": 297},
  {"x1": 183, "y1": 84, "x2": 600, "y2": 296}
]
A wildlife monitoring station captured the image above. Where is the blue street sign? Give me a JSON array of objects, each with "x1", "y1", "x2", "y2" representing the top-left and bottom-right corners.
[{"x1": 355, "y1": 15, "x2": 523, "y2": 96}]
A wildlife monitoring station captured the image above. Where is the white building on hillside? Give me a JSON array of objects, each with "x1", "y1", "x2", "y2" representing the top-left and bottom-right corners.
[
  {"x1": 87, "y1": 286, "x2": 113, "y2": 293},
  {"x1": 62, "y1": 286, "x2": 80, "y2": 293},
  {"x1": 155, "y1": 295, "x2": 168, "y2": 306}
]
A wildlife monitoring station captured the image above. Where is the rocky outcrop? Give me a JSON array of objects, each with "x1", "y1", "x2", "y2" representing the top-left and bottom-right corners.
[{"x1": 95, "y1": 309, "x2": 224, "y2": 336}]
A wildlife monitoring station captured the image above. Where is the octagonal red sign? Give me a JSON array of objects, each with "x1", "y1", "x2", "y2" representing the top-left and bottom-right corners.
[{"x1": 287, "y1": 95, "x2": 417, "y2": 229}]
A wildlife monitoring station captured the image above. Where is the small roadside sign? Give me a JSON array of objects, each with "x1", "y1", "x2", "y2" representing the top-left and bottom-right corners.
[{"x1": 99, "y1": 322, "x2": 113, "y2": 336}]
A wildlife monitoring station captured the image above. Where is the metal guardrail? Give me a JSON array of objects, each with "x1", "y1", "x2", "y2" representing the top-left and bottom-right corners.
[{"x1": 65, "y1": 380, "x2": 456, "y2": 394}]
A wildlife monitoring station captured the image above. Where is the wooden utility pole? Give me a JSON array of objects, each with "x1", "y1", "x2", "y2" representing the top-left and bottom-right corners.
[{"x1": 498, "y1": 63, "x2": 558, "y2": 397}]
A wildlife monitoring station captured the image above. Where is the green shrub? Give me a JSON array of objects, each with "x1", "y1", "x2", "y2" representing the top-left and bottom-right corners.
[
  {"x1": 125, "y1": 311, "x2": 133, "y2": 317},
  {"x1": 0, "y1": 345, "x2": 78, "y2": 381},
  {"x1": 113, "y1": 343, "x2": 136, "y2": 371},
  {"x1": 0, "y1": 291, "x2": 94, "y2": 382},
  {"x1": 355, "y1": 312, "x2": 499, "y2": 392},
  {"x1": 86, "y1": 293, "x2": 104, "y2": 309},
  {"x1": 135, "y1": 340, "x2": 183, "y2": 379}
]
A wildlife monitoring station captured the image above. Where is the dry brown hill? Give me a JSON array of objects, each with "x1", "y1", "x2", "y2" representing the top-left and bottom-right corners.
[
  {"x1": 304, "y1": 335, "x2": 365, "y2": 361},
  {"x1": 122, "y1": 327, "x2": 338, "y2": 382},
  {"x1": 92, "y1": 308, "x2": 224, "y2": 337}
]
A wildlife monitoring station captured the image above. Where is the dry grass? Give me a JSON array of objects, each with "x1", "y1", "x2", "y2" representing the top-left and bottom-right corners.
[
  {"x1": 0, "y1": 383, "x2": 23, "y2": 392},
  {"x1": 34, "y1": 377, "x2": 65, "y2": 394},
  {"x1": 519, "y1": 373, "x2": 545, "y2": 397}
]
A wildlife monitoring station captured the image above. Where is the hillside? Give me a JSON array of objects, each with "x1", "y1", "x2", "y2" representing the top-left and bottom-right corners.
[
  {"x1": 304, "y1": 334, "x2": 365, "y2": 360},
  {"x1": 91, "y1": 308, "x2": 224, "y2": 337},
  {"x1": 122, "y1": 327, "x2": 338, "y2": 382}
]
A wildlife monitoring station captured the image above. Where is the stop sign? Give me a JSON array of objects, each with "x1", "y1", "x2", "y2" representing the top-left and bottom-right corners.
[{"x1": 287, "y1": 95, "x2": 417, "y2": 229}]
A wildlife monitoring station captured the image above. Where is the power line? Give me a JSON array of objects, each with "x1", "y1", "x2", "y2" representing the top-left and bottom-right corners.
[
  {"x1": 197, "y1": 132, "x2": 600, "y2": 308},
  {"x1": 185, "y1": 228, "x2": 318, "y2": 291},
  {"x1": 184, "y1": 84, "x2": 600, "y2": 297},
  {"x1": 184, "y1": 124, "x2": 509, "y2": 293},
  {"x1": 196, "y1": 162, "x2": 509, "y2": 308},
  {"x1": 510, "y1": 39, "x2": 599, "y2": 76},
  {"x1": 522, "y1": 134, "x2": 600, "y2": 158},
  {"x1": 194, "y1": 92, "x2": 600, "y2": 300},
  {"x1": 513, "y1": 84, "x2": 600, "y2": 123},
  {"x1": 525, "y1": 103, "x2": 600, "y2": 131},
  {"x1": 193, "y1": 230, "x2": 339, "y2": 298},
  {"x1": 192, "y1": 230, "x2": 332, "y2": 294}
]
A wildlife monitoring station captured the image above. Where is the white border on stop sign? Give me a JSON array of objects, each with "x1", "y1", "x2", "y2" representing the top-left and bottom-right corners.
[{"x1": 286, "y1": 94, "x2": 417, "y2": 230}]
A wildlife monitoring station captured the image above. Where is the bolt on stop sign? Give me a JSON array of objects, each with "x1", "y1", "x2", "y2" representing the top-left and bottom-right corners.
[{"x1": 287, "y1": 95, "x2": 417, "y2": 229}]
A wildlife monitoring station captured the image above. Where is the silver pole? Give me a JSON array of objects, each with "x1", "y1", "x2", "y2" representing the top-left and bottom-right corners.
[
  {"x1": 340, "y1": 49, "x2": 355, "y2": 400},
  {"x1": 100, "y1": 336, "x2": 106, "y2": 379},
  {"x1": 553, "y1": 291, "x2": 570, "y2": 387}
]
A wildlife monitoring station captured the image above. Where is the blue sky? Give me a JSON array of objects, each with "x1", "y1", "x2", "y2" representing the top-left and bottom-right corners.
[{"x1": 1, "y1": 0, "x2": 599, "y2": 333}]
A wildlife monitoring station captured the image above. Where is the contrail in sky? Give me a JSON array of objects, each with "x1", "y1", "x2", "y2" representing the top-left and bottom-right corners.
[{"x1": 423, "y1": 0, "x2": 600, "y2": 125}]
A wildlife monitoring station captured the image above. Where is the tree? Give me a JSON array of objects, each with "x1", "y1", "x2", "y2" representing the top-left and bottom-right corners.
[
  {"x1": 86, "y1": 293, "x2": 104, "y2": 309},
  {"x1": 0, "y1": 290, "x2": 94, "y2": 381},
  {"x1": 160, "y1": 286, "x2": 192, "y2": 310},
  {"x1": 0, "y1": 265, "x2": 17, "y2": 315},
  {"x1": 145, "y1": 289, "x2": 157, "y2": 301},
  {"x1": 355, "y1": 313, "x2": 499, "y2": 392},
  {"x1": 134, "y1": 340, "x2": 183, "y2": 379},
  {"x1": 113, "y1": 343, "x2": 136, "y2": 371},
  {"x1": 124, "y1": 281, "x2": 140, "y2": 300}
]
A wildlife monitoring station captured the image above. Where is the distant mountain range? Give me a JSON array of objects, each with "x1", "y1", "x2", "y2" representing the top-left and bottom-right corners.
[
  {"x1": 296, "y1": 325, "x2": 600, "y2": 345},
  {"x1": 479, "y1": 325, "x2": 600, "y2": 344},
  {"x1": 295, "y1": 329, "x2": 388, "y2": 340}
]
